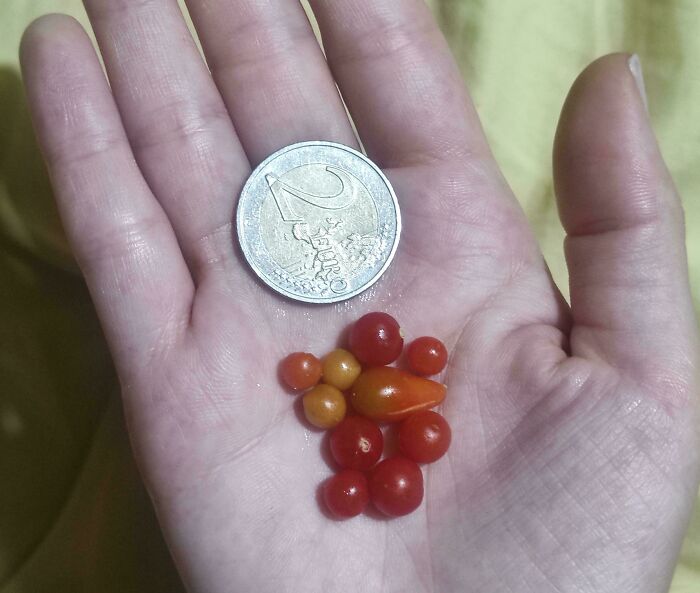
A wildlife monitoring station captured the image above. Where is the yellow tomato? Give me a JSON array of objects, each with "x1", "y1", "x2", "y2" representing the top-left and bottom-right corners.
[
  {"x1": 302, "y1": 384, "x2": 347, "y2": 429},
  {"x1": 322, "y1": 349, "x2": 362, "y2": 390}
]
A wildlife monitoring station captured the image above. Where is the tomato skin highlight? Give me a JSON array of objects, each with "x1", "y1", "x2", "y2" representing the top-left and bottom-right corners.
[
  {"x1": 369, "y1": 457, "x2": 424, "y2": 516},
  {"x1": 323, "y1": 470, "x2": 369, "y2": 518},
  {"x1": 322, "y1": 349, "x2": 362, "y2": 390},
  {"x1": 330, "y1": 416, "x2": 383, "y2": 470},
  {"x1": 407, "y1": 337, "x2": 448, "y2": 376},
  {"x1": 349, "y1": 312, "x2": 404, "y2": 366},
  {"x1": 302, "y1": 384, "x2": 347, "y2": 429},
  {"x1": 349, "y1": 366, "x2": 446, "y2": 422},
  {"x1": 280, "y1": 352, "x2": 322, "y2": 391},
  {"x1": 398, "y1": 411, "x2": 452, "y2": 463}
]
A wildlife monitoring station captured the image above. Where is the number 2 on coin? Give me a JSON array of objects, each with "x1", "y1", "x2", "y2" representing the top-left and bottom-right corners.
[{"x1": 265, "y1": 165, "x2": 359, "y2": 222}]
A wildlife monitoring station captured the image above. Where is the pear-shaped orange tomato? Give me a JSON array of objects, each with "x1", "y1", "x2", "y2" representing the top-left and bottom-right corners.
[{"x1": 349, "y1": 367, "x2": 446, "y2": 422}]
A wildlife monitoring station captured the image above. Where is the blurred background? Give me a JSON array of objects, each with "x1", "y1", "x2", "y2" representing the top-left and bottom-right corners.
[{"x1": 1, "y1": 1, "x2": 698, "y2": 591}]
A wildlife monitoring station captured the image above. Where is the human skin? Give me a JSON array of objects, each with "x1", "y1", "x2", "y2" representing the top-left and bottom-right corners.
[{"x1": 19, "y1": 1, "x2": 699, "y2": 591}]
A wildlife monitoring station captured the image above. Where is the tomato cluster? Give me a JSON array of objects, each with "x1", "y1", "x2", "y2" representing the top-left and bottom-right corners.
[{"x1": 279, "y1": 312, "x2": 451, "y2": 519}]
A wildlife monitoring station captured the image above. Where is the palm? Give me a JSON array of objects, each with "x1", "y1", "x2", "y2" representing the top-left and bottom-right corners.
[{"x1": 21, "y1": 2, "x2": 697, "y2": 592}]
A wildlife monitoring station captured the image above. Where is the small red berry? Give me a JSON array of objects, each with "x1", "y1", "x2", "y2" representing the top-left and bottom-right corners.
[
  {"x1": 323, "y1": 470, "x2": 369, "y2": 518},
  {"x1": 369, "y1": 456, "x2": 424, "y2": 516},
  {"x1": 349, "y1": 312, "x2": 404, "y2": 366},
  {"x1": 280, "y1": 352, "x2": 322, "y2": 391},
  {"x1": 398, "y1": 411, "x2": 452, "y2": 463},
  {"x1": 330, "y1": 416, "x2": 383, "y2": 470},
  {"x1": 407, "y1": 337, "x2": 448, "y2": 376}
]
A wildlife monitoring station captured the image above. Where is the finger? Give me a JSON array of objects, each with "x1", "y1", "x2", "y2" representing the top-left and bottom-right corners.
[
  {"x1": 20, "y1": 15, "x2": 193, "y2": 371},
  {"x1": 554, "y1": 53, "x2": 696, "y2": 385},
  {"x1": 184, "y1": 0, "x2": 358, "y2": 165},
  {"x1": 307, "y1": 0, "x2": 492, "y2": 168},
  {"x1": 82, "y1": 0, "x2": 250, "y2": 279}
]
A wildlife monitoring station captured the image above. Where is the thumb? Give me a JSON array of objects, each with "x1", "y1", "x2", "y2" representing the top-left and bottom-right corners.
[{"x1": 553, "y1": 53, "x2": 697, "y2": 403}]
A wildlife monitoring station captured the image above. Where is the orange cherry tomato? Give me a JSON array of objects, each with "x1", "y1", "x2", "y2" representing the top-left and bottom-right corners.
[
  {"x1": 349, "y1": 367, "x2": 446, "y2": 422},
  {"x1": 322, "y1": 349, "x2": 362, "y2": 391},
  {"x1": 280, "y1": 352, "x2": 322, "y2": 391},
  {"x1": 302, "y1": 384, "x2": 347, "y2": 429}
]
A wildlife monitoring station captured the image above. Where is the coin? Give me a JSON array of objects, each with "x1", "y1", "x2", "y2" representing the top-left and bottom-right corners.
[{"x1": 237, "y1": 141, "x2": 401, "y2": 304}]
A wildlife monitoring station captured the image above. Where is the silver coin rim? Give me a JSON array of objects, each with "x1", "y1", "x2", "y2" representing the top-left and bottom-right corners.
[{"x1": 236, "y1": 140, "x2": 402, "y2": 304}]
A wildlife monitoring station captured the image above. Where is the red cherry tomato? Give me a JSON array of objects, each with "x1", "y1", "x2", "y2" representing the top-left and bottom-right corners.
[
  {"x1": 280, "y1": 352, "x2": 322, "y2": 391},
  {"x1": 330, "y1": 416, "x2": 383, "y2": 471},
  {"x1": 350, "y1": 366, "x2": 446, "y2": 422},
  {"x1": 407, "y1": 337, "x2": 448, "y2": 376},
  {"x1": 369, "y1": 456, "x2": 423, "y2": 516},
  {"x1": 398, "y1": 411, "x2": 452, "y2": 463},
  {"x1": 349, "y1": 312, "x2": 403, "y2": 366},
  {"x1": 323, "y1": 470, "x2": 369, "y2": 518}
]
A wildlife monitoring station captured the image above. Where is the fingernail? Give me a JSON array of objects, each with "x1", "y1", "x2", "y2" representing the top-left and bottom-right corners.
[{"x1": 628, "y1": 53, "x2": 648, "y2": 112}]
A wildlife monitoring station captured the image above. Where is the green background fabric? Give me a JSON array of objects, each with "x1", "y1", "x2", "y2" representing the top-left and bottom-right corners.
[{"x1": 1, "y1": 1, "x2": 698, "y2": 590}]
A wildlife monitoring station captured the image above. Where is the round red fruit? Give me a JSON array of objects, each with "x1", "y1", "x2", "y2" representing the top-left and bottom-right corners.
[
  {"x1": 280, "y1": 352, "x2": 322, "y2": 391},
  {"x1": 330, "y1": 416, "x2": 383, "y2": 471},
  {"x1": 349, "y1": 312, "x2": 403, "y2": 366},
  {"x1": 407, "y1": 337, "x2": 448, "y2": 376},
  {"x1": 323, "y1": 470, "x2": 369, "y2": 518},
  {"x1": 398, "y1": 411, "x2": 451, "y2": 463},
  {"x1": 369, "y1": 456, "x2": 424, "y2": 517}
]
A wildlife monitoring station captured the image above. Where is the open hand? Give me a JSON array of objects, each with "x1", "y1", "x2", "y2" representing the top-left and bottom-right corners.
[{"x1": 20, "y1": 1, "x2": 698, "y2": 591}]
